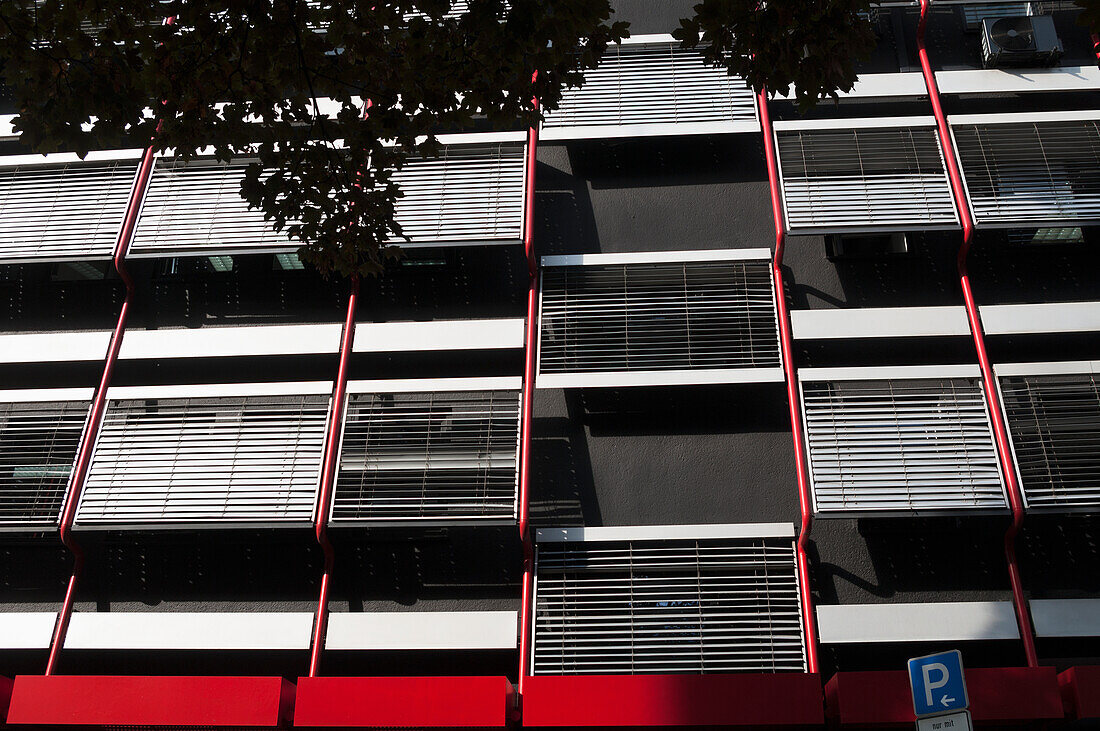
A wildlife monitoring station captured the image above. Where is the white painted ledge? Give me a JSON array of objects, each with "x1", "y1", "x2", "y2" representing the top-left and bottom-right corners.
[
  {"x1": 63, "y1": 612, "x2": 315, "y2": 650},
  {"x1": 353, "y1": 318, "x2": 524, "y2": 352},
  {"x1": 1030, "y1": 599, "x2": 1100, "y2": 638},
  {"x1": 119, "y1": 323, "x2": 343, "y2": 359},
  {"x1": 817, "y1": 601, "x2": 1019, "y2": 644},
  {"x1": 0, "y1": 331, "x2": 111, "y2": 364},
  {"x1": 938, "y1": 66, "x2": 1100, "y2": 95},
  {"x1": 981, "y1": 301, "x2": 1100, "y2": 335},
  {"x1": 536, "y1": 522, "x2": 796, "y2": 543},
  {"x1": 791, "y1": 306, "x2": 970, "y2": 340},
  {"x1": 0, "y1": 613, "x2": 59, "y2": 649},
  {"x1": 325, "y1": 611, "x2": 518, "y2": 651}
]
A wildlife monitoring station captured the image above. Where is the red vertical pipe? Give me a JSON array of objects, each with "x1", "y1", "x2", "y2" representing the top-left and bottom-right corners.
[
  {"x1": 516, "y1": 75, "x2": 540, "y2": 703},
  {"x1": 308, "y1": 276, "x2": 359, "y2": 678},
  {"x1": 916, "y1": 0, "x2": 1038, "y2": 668},
  {"x1": 44, "y1": 143, "x2": 158, "y2": 676},
  {"x1": 755, "y1": 89, "x2": 819, "y2": 675}
]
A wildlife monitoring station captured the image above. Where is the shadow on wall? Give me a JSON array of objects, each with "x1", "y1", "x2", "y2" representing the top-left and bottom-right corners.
[
  {"x1": 534, "y1": 155, "x2": 601, "y2": 257},
  {"x1": 968, "y1": 228, "x2": 1100, "y2": 305},
  {"x1": 529, "y1": 390, "x2": 602, "y2": 528},
  {"x1": 0, "y1": 542, "x2": 72, "y2": 610},
  {"x1": 0, "y1": 263, "x2": 124, "y2": 333},
  {"x1": 1019, "y1": 514, "x2": 1100, "y2": 598}
]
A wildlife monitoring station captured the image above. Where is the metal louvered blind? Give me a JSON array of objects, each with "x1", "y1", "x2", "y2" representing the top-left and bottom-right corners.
[
  {"x1": 1000, "y1": 374, "x2": 1100, "y2": 509},
  {"x1": 0, "y1": 156, "x2": 138, "y2": 262},
  {"x1": 952, "y1": 120, "x2": 1100, "y2": 226},
  {"x1": 0, "y1": 400, "x2": 89, "y2": 527},
  {"x1": 77, "y1": 394, "x2": 329, "y2": 527},
  {"x1": 777, "y1": 127, "x2": 957, "y2": 232},
  {"x1": 539, "y1": 260, "x2": 780, "y2": 375},
  {"x1": 961, "y1": 3, "x2": 1029, "y2": 31},
  {"x1": 543, "y1": 41, "x2": 757, "y2": 132},
  {"x1": 803, "y1": 378, "x2": 1008, "y2": 514},
  {"x1": 533, "y1": 536, "x2": 805, "y2": 674},
  {"x1": 392, "y1": 143, "x2": 525, "y2": 245},
  {"x1": 332, "y1": 389, "x2": 521, "y2": 521},
  {"x1": 130, "y1": 157, "x2": 294, "y2": 257}
]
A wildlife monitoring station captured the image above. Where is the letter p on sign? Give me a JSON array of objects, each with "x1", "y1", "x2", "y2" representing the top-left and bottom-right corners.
[
  {"x1": 908, "y1": 650, "x2": 969, "y2": 718},
  {"x1": 922, "y1": 663, "x2": 950, "y2": 706}
]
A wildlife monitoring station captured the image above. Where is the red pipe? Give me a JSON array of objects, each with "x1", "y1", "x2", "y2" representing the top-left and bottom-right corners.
[
  {"x1": 44, "y1": 143, "x2": 157, "y2": 676},
  {"x1": 755, "y1": 88, "x2": 819, "y2": 676},
  {"x1": 916, "y1": 0, "x2": 1038, "y2": 669},
  {"x1": 516, "y1": 75, "x2": 540, "y2": 703},
  {"x1": 308, "y1": 275, "x2": 360, "y2": 678},
  {"x1": 1092, "y1": 33, "x2": 1100, "y2": 63}
]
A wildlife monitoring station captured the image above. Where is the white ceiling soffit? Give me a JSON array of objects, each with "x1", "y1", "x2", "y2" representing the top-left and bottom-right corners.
[
  {"x1": 325, "y1": 611, "x2": 518, "y2": 651},
  {"x1": 118, "y1": 323, "x2": 343, "y2": 360},
  {"x1": 980, "y1": 301, "x2": 1100, "y2": 335},
  {"x1": 541, "y1": 35, "x2": 759, "y2": 140},
  {"x1": 791, "y1": 306, "x2": 971, "y2": 340},
  {"x1": 0, "y1": 331, "x2": 112, "y2": 364},
  {"x1": 816, "y1": 601, "x2": 1020, "y2": 644},
  {"x1": 64, "y1": 612, "x2": 315, "y2": 650},
  {"x1": 0, "y1": 613, "x2": 60, "y2": 649},
  {"x1": 351, "y1": 318, "x2": 524, "y2": 353}
]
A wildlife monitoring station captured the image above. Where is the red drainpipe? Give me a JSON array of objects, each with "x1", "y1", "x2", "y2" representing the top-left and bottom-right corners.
[
  {"x1": 916, "y1": 0, "x2": 1038, "y2": 668},
  {"x1": 1092, "y1": 33, "x2": 1100, "y2": 63},
  {"x1": 307, "y1": 275, "x2": 360, "y2": 678},
  {"x1": 516, "y1": 74, "x2": 540, "y2": 705},
  {"x1": 755, "y1": 88, "x2": 820, "y2": 675},
  {"x1": 44, "y1": 142, "x2": 158, "y2": 676}
]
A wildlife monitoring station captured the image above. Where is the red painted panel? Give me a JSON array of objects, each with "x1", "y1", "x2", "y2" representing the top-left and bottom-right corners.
[
  {"x1": 1059, "y1": 666, "x2": 1100, "y2": 719},
  {"x1": 0, "y1": 675, "x2": 12, "y2": 720},
  {"x1": 521, "y1": 673, "x2": 823, "y2": 727},
  {"x1": 5, "y1": 675, "x2": 293, "y2": 727},
  {"x1": 294, "y1": 675, "x2": 514, "y2": 728},
  {"x1": 825, "y1": 667, "x2": 1063, "y2": 727}
]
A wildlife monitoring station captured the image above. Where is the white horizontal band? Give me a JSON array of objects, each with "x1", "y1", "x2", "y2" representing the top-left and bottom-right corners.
[
  {"x1": 981, "y1": 301, "x2": 1100, "y2": 335},
  {"x1": 995, "y1": 360, "x2": 1100, "y2": 377},
  {"x1": 64, "y1": 612, "x2": 315, "y2": 651},
  {"x1": 106, "y1": 380, "x2": 333, "y2": 400},
  {"x1": 799, "y1": 364, "x2": 981, "y2": 381},
  {"x1": 950, "y1": 109, "x2": 1100, "y2": 126},
  {"x1": 817, "y1": 601, "x2": 1019, "y2": 644},
  {"x1": 1030, "y1": 599, "x2": 1100, "y2": 638},
  {"x1": 0, "y1": 388, "x2": 95, "y2": 403},
  {"x1": 938, "y1": 66, "x2": 1100, "y2": 95},
  {"x1": 346, "y1": 377, "x2": 522, "y2": 394},
  {"x1": 0, "y1": 331, "x2": 112, "y2": 364},
  {"x1": 326, "y1": 611, "x2": 518, "y2": 651},
  {"x1": 0, "y1": 613, "x2": 59, "y2": 649},
  {"x1": 773, "y1": 115, "x2": 937, "y2": 132},
  {"x1": 0, "y1": 115, "x2": 17, "y2": 141},
  {"x1": 0, "y1": 148, "x2": 145, "y2": 168},
  {"x1": 540, "y1": 120, "x2": 761, "y2": 141},
  {"x1": 433, "y1": 131, "x2": 527, "y2": 145},
  {"x1": 352, "y1": 318, "x2": 524, "y2": 353},
  {"x1": 536, "y1": 367, "x2": 785, "y2": 389},
  {"x1": 119, "y1": 324, "x2": 343, "y2": 360},
  {"x1": 536, "y1": 522, "x2": 796, "y2": 543},
  {"x1": 772, "y1": 72, "x2": 927, "y2": 101},
  {"x1": 791, "y1": 306, "x2": 970, "y2": 340},
  {"x1": 541, "y1": 248, "x2": 771, "y2": 267}
]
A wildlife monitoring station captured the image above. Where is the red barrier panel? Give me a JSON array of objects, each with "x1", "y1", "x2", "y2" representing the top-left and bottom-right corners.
[{"x1": 1059, "y1": 666, "x2": 1100, "y2": 719}]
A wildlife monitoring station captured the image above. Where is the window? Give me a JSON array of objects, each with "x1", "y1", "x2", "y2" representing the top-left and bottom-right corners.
[{"x1": 533, "y1": 524, "x2": 806, "y2": 675}]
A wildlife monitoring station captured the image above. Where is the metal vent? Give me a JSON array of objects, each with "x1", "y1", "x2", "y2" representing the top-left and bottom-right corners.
[
  {"x1": 538, "y1": 251, "x2": 782, "y2": 388},
  {"x1": 131, "y1": 140, "x2": 525, "y2": 256},
  {"x1": 0, "y1": 152, "x2": 141, "y2": 263},
  {"x1": 533, "y1": 532, "x2": 806, "y2": 674},
  {"x1": 392, "y1": 141, "x2": 525, "y2": 246},
  {"x1": 775, "y1": 122, "x2": 958, "y2": 233},
  {"x1": 0, "y1": 393, "x2": 90, "y2": 529},
  {"x1": 541, "y1": 36, "x2": 758, "y2": 139},
  {"x1": 1000, "y1": 371, "x2": 1100, "y2": 510},
  {"x1": 331, "y1": 382, "x2": 521, "y2": 522},
  {"x1": 801, "y1": 371, "x2": 1009, "y2": 515},
  {"x1": 952, "y1": 116, "x2": 1100, "y2": 227},
  {"x1": 76, "y1": 385, "x2": 330, "y2": 528}
]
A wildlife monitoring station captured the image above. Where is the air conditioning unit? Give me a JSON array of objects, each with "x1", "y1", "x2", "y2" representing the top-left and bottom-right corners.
[{"x1": 981, "y1": 15, "x2": 1062, "y2": 68}]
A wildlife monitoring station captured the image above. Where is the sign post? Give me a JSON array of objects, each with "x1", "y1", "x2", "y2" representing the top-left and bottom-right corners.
[{"x1": 908, "y1": 651, "x2": 972, "y2": 731}]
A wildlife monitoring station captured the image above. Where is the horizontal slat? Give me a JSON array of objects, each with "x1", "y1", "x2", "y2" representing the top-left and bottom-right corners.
[
  {"x1": 817, "y1": 602, "x2": 1019, "y2": 644},
  {"x1": 325, "y1": 611, "x2": 518, "y2": 650},
  {"x1": 803, "y1": 377, "x2": 1009, "y2": 514},
  {"x1": 64, "y1": 612, "x2": 315, "y2": 650}
]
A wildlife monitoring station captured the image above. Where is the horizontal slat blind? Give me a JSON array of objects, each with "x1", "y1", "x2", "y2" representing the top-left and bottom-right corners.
[
  {"x1": 953, "y1": 120, "x2": 1100, "y2": 226},
  {"x1": 131, "y1": 157, "x2": 295, "y2": 256},
  {"x1": 961, "y1": 3, "x2": 1029, "y2": 31},
  {"x1": 803, "y1": 378, "x2": 1008, "y2": 513},
  {"x1": 0, "y1": 400, "x2": 89, "y2": 527},
  {"x1": 777, "y1": 127, "x2": 957, "y2": 231},
  {"x1": 539, "y1": 259, "x2": 780, "y2": 375},
  {"x1": 534, "y1": 535, "x2": 805, "y2": 674},
  {"x1": 1000, "y1": 373, "x2": 1100, "y2": 509},
  {"x1": 331, "y1": 389, "x2": 521, "y2": 521},
  {"x1": 392, "y1": 142, "x2": 525, "y2": 245},
  {"x1": 77, "y1": 394, "x2": 329, "y2": 527},
  {"x1": 543, "y1": 41, "x2": 757, "y2": 132},
  {"x1": 0, "y1": 156, "x2": 138, "y2": 261}
]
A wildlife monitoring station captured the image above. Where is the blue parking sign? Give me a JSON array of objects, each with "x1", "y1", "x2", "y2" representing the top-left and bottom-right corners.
[{"x1": 908, "y1": 650, "x2": 969, "y2": 717}]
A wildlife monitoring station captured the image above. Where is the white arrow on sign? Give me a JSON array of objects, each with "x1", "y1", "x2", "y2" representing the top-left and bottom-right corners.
[{"x1": 941, "y1": 697, "x2": 955, "y2": 707}]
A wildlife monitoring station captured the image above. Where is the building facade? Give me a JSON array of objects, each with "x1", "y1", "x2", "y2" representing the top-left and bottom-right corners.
[{"x1": 0, "y1": 0, "x2": 1099, "y2": 727}]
